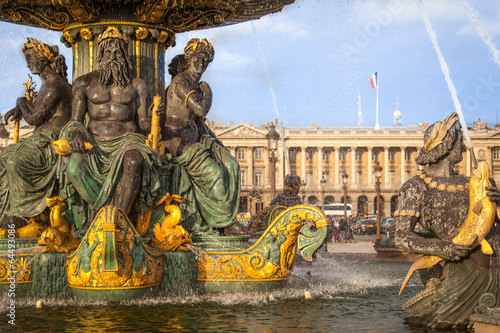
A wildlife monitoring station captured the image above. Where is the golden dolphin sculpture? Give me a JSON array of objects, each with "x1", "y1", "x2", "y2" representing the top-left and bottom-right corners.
[{"x1": 399, "y1": 161, "x2": 499, "y2": 295}]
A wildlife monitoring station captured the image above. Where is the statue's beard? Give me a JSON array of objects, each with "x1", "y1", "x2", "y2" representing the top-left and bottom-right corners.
[{"x1": 99, "y1": 60, "x2": 130, "y2": 87}]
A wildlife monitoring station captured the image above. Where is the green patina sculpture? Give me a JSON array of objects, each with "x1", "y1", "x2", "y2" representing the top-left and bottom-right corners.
[
  {"x1": 61, "y1": 27, "x2": 161, "y2": 230},
  {"x1": 162, "y1": 38, "x2": 240, "y2": 234},
  {"x1": 0, "y1": 38, "x2": 72, "y2": 227}
]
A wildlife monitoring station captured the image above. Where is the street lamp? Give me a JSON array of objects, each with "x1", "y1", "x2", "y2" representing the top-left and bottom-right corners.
[
  {"x1": 266, "y1": 121, "x2": 280, "y2": 199},
  {"x1": 373, "y1": 160, "x2": 383, "y2": 244},
  {"x1": 301, "y1": 180, "x2": 307, "y2": 203},
  {"x1": 341, "y1": 170, "x2": 349, "y2": 223},
  {"x1": 320, "y1": 176, "x2": 326, "y2": 210}
]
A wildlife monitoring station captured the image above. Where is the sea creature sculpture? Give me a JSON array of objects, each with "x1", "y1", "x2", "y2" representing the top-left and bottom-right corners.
[
  {"x1": 149, "y1": 193, "x2": 192, "y2": 251},
  {"x1": 399, "y1": 161, "x2": 499, "y2": 295},
  {"x1": 37, "y1": 196, "x2": 80, "y2": 253}
]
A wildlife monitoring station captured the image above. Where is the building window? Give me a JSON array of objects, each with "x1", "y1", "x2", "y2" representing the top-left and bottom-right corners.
[
  {"x1": 372, "y1": 151, "x2": 378, "y2": 160},
  {"x1": 406, "y1": 171, "x2": 411, "y2": 182},
  {"x1": 404, "y1": 150, "x2": 411, "y2": 161},
  {"x1": 289, "y1": 150, "x2": 297, "y2": 162},
  {"x1": 254, "y1": 148, "x2": 262, "y2": 160},
  {"x1": 389, "y1": 170, "x2": 395, "y2": 185},
  {"x1": 254, "y1": 170, "x2": 263, "y2": 186},
  {"x1": 322, "y1": 171, "x2": 330, "y2": 183},
  {"x1": 494, "y1": 148, "x2": 500, "y2": 160},
  {"x1": 323, "y1": 150, "x2": 329, "y2": 161},
  {"x1": 306, "y1": 149, "x2": 313, "y2": 161},
  {"x1": 356, "y1": 171, "x2": 362, "y2": 185},
  {"x1": 237, "y1": 148, "x2": 245, "y2": 160},
  {"x1": 388, "y1": 150, "x2": 394, "y2": 161},
  {"x1": 306, "y1": 171, "x2": 313, "y2": 185},
  {"x1": 355, "y1": 150, "x2": 362, "y2": 161},
  {"x1": 339, "y1": 150, "x2": 346, "y2": 161},
  {"x1": 240, "y1": 170, "x2": 246, "y2": 186}
]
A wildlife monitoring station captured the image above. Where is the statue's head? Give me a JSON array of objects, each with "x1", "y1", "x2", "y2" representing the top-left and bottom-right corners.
[
  {"x1": 96, "y1": 27, "x2": 132, "y2": 87},
  {"x1": 22, "y1": 38, "x2": 68, "y2": 80},
  {"x1": 283, "y1": 174, "x2": 301, "y2": 195},
  {"x1": 168, "y1": 54, "x2": 188, "y2": 78},
  {"x1": 184, "y1": 38, "x2": 214, "y2": 74},
  {"x1": 416, "y1": 112, "x2": 463, "y2": 165}
]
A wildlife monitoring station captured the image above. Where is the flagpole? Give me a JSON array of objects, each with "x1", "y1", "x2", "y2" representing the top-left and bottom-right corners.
[{"x1": 375, "y1": 70, "x2": 379, "y2": 130}]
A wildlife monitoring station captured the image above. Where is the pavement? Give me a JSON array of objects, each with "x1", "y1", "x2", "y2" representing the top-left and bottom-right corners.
[{"x1": 326, "y1": 240, "x2": 377, "y2": 254}]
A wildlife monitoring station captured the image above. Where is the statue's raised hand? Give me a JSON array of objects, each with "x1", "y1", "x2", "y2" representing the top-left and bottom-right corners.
[
  {"x1": 4, "y1": 106, "x2": 21, "y2": 125},
  {"x1": 68, "y1": 129, "x2": 89, "y2": 154},
  {"x1": 199, "y1": 81, "x2": 211, "y2": 95}
]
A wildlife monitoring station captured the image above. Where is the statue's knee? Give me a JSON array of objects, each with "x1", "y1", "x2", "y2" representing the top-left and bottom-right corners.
[
  {"x1": 66, "y1": 154, "x2": 86, "y2": 180},
  {"x1": 123, "y1": 150, "x2": 143, "y2": 172}
]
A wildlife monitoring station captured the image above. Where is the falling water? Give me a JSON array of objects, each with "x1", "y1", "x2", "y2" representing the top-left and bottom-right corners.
[
  {"x1": 462, "y1": 0, "x2": 500, "y2": 68},
  {"x1": 417, "y1": 0, "x2": 476, "y2": 166}
]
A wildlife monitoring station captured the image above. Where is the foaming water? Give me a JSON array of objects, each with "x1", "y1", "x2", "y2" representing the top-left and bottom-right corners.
[
  {"x1": 0, "y1": 259, "x2": 428, "y2": 332},
  {"x1": 462, "y1": 0, "x2": 500, "y2": 67}
]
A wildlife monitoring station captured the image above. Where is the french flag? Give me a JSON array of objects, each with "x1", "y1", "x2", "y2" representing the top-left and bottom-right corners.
[{"x1": 370, "y1": 72, "x2": 378, "y2": 88}]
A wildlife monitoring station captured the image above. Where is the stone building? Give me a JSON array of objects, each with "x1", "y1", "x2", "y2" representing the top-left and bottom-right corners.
[{"x1": 214, "y1": 118, "x2": 500, "y2": 218}]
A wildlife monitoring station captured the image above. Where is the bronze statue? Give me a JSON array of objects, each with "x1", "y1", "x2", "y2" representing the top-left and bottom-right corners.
[
  {"x1": 271, "y1": 174, "x2": 303, "y2": 207},
  {"x1": 61, "y1": 27, "x2": 161, "y2": 227},
  {"x1": 161, "y1": 39, "x2": 240, "y2": 234},
  {"x1": 395, "y1": 112, "x2": 500, "y2": 330},
  {"x1": 0, "y1": 38, "x2": 72, "y2": 229}
]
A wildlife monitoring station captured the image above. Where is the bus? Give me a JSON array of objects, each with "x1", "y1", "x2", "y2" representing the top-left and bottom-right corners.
[{"x1": 323, "y1": 203, "x2": 353, "y2": 218}]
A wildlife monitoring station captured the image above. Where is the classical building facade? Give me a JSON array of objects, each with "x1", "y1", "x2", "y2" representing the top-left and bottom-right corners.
[{"x1": 214, "y1": 119, "x2": 500, "y2": 218}]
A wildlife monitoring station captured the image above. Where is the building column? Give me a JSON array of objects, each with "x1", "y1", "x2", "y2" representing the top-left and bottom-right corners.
[
  {"x1": 318, "y1": 147, "x2": 323, "y2": 184},
  {"x1": 301, "y1": 146, "x2": 306, "y2": 184},
  {"x1": 351, "y1": 146, "x2": 356, "y2": 186},
  {"x1": 400, "y1": 147, "x2": 406, "y2": 185},
  {"x1": 368, "y1": 146, "x2": 373, "y2": 186},
  {"x1": 247, "y1": 147, "x2": 253, "y2": 186},
  {"x1": 334, "y1": 148, "x2": 339, "y2": 185},
  {"x1": 264, "y1": 147, "x2": 270, "y2": 186},
  {"x1": 384, "y1": 146, "x2": 389, "y2": 186},
  {"x1": 277, "y1": 145, "x2": 284, "y2": 190},
  {"x1": 466, "y1": 148, "x2": 471, "y2": 177}
]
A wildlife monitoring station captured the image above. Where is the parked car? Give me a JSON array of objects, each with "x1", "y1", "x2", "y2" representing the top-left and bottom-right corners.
[
  {"x1": 380, "y1": 217, "x2": 395, "y2": 233},
  {"x1": 355, "y1": 219, "x2": 377, "y2": 235}
]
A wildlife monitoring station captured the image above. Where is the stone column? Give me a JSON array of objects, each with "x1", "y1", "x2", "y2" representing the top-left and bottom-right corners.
[
  {"x1": 277, "y1": 145, "x2": 284, "y2": 190},
  {"x1": 351, "y1": 147, "x2": 356, "y2": 186},
  {"x1": 368, "y1": 146, "x2": 373, "y2": 186},
  {"x1": 334, "y1": 148, "x2": 340, "y2": 185},
  {"x1": 384, "y1": 146, "x2": 390, "y2": 186},
  {"x1": 466, "y1": 148, "x2": 471, "y2": 177},
  {"x1": 247, "y1": 147, "x2": 253, "y2": 186},
  {"x1": 400, "y1": 147, "x2": 406, "y2": 185},
  {"x1": 265, "y1": 148, "x2": 270, "y2": 186},
  {"x1": 318, "y1": 147, "x2": 323, "y2": 184},
  {"x1": 301, "y1": 147, "x2": 306, "y2": 184}
]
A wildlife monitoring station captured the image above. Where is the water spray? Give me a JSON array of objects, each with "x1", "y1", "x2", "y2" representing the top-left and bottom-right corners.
[
  {"x1": 251, "y1": 22, "x2": 291, "y2": 175},
  {"x1": 417, "y1": 0, "x2": 477, "y2": 168}
]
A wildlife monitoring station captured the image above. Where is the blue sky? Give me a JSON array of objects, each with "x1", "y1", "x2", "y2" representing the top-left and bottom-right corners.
[{"x1": 0, "y1": 0, "x2": 499, "y2": 128}]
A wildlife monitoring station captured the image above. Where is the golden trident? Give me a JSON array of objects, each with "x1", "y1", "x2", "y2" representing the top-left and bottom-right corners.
[{"x1": 14, "y1": 75, "x2": 37, "y2": 143}]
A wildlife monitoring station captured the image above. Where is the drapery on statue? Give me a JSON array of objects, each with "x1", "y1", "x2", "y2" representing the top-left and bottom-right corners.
[
  {"x1": 162, "y1": 38, "x2": 240, "y2": 234},
  {"x1": 395, "y1": 112, "x2": 500, "y2": 330},
  {"x1": 0, "y1": 38, "x2": 72, "y2": 231},
  {"x1": 61, "y1": 26, "x2": 161, "y2": 230}
]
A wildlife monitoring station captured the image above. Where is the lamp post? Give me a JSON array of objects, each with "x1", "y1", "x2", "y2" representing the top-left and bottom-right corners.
[
  {"x1": 301, "y1": 180, "x2": 307, "y2": 203},
  {"x1": 341, "y1": 170, "x2": 349, "y2": 223},
  {"x1": 320, "y1": 176, "x2": 326, "y2": 211},
  {"x1": 373, "y1": 161, "x2": 383, "y2": 244},
  {"x1": 266, "y1": 121, "x2": 280, "y2": 199}
]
